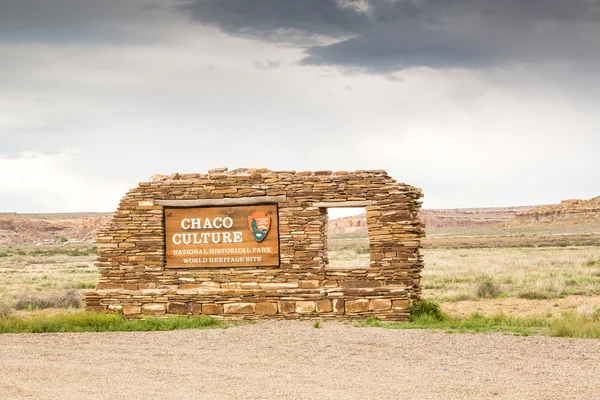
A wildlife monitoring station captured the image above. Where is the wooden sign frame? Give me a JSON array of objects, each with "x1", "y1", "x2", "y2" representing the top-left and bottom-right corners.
[{"x1": 164, "y1": 204, "x2": 279, "y2": 269}]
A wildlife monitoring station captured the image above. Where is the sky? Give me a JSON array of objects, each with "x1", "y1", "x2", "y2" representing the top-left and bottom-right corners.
[{"x1": 1, "y1": 0, "x2": 599, "y2": 213}]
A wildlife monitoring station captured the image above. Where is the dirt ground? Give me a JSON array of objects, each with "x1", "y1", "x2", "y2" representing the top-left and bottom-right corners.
[{"x1": 1, "y1": 321, "x2": 599, "y2": 400}]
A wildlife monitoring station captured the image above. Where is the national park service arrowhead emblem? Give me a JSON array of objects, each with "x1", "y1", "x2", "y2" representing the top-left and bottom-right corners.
[{"x1": 248, "y1": 212, "x2": 271, "y2": 243}]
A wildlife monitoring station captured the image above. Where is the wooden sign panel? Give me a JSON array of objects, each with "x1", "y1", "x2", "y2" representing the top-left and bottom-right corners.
[{"x1": 165, "y1": 205, "x2": 279, "y2": 268}]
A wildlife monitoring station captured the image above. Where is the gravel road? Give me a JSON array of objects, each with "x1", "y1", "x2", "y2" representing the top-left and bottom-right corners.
[{"x1": 1, "y1": 321, "x2": 599, "y2": 400}]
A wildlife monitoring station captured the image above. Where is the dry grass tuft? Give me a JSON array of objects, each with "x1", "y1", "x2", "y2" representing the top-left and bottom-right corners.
[
  {"x1": 0, "y1": 296, "x2": 13, "y2": 318},
  {"x1": 13, "y1": 289, "x2": 81, "y2": 311},
  {"x1": 577, "y1": 301, "x2": 600, "y2": 319},
  {"x1": 473, "y1": 273, "x2": 502, "y2": 298}
]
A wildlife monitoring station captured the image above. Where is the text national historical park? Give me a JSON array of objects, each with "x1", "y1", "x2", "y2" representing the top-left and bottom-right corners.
[{"x1": 84, "y1": 168, "x2": 425, "y2": 320}]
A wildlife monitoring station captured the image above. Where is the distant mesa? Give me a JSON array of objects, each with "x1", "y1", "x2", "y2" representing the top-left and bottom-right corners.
[
  {"x1": 419, "y1": 207, "x2": 529, "y2": 229},
  {"x1": 1, "y1": 196, "x2": 599, "y2": 245},
  {"x1": 0, "y1": 212, "x2": 113, "y2": 245},
  {"x1": 510, "y1": 196, "x2": 600, "y2": 225},
  {"x1": 328, "y1": 214, "x2": 367, "y2": 235}
]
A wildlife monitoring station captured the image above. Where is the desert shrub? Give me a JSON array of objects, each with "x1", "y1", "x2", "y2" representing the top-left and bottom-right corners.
[
  {"x1": 355, "y1": 247, "x2": 370, "y2": 254},
  {"x1": 408, "y1": 299, "x2": 446, "y2": 322},
  {"x1": 0, "y1": 296, "x2": 14, "y2": 318},
  {"x1": 577, "y1": 303, "x2": 600, "y2": 319},
  {"x1": 473, "y1": 273, "x2": 502, "y2": 298},
  {"x1": 549, "y1": 312, "x2": 600, "y2": 338},
  {"x1": 439, "y1": 293, "x2": 475, "y2": 302},
  {"x1": 14, "y1": 289, "x2": 82, "y2": 310},
  {"x1": 518, "y1": 290, "x2": 567, "y2": 300},
  {"x1": 584, "y1": 258, "x2": 600, "y2": 267}
]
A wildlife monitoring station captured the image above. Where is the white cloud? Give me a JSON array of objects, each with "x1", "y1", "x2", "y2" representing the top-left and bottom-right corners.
[{"x1": 0, "y1": 152, "x2": 130, "y2": 212}]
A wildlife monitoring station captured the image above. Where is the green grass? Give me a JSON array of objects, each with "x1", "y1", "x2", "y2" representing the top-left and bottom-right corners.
[
  {"x1": 358, "y1": 300, "x2": 600, "y2": 338},
  {"x1": 0, "y1": 312, "x2": 226, "y2": 334}
]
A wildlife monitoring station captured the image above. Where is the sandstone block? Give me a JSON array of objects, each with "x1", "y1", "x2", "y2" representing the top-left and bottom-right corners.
[
  {"x1": 278, "y1": 301, "x2": 296, "y2": 314},
  {"x1": 122, "y1": 283, "x2": 138, "y2": 290},
  {"x1": 202, "y1": 304, "x2": 223, "y2": 315},
  {"x1": 138, "y1": 283, "x2": 157, "y2": 289},
  {"x1": 96, "y1": 283, "x2": 122, "y2": 290},
  {"x1": 392, "y1": 299, "x2": 409, "y2": 310},
  {"x1": 141, "y1": 289, "x2": 168, "y2": 295},
  {"x1": 340, "y1": 280, "x2": 381, "y2": 288},
  {"x1": 168, "y1": 302, "x2": 188, "y2": 314},
  {"x1": 224, "y1": 303, "x2": 256, "y2": 314},
  {"x1": 333, "y1": 299, "x2": 345, "y2": 313},
  {"x1": 142, "y1": 303, "x2": 166, "y2": 315},
  {"x1": 258, "y1": 283, "x2": 298, "y2": 290},
  {"x1": 176, "y1": 289, "x2": 199, "y2": 295},
  {"x1": 256, "y1": 302, "x2": 278, "y2": 315},
  {"x1": 298, "y1": 280, "x2": 321, "y2": 289},
  {"x1": 189, "y1": 303, "x2": 202, "y2": 315},
  {"x1": 316, "y1": 300, "x2": 332, "y2": 313},
  {"x1": 345, "y1": 299, "x2": 369, "y2": 313},
  {"x1": 296, "y1": 301, "x2": 315, "y2": 313},
  {"x1": 369, "y1": 299, "x2": 391, "y2": 311},
  {"x1": 240, "y1": 282, "x2": 259, "y2": 289}
]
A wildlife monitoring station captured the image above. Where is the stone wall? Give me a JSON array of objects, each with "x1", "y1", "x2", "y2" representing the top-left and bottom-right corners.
[{"x1": 84, "y1": 168, "x2": 425, "y2": 320}]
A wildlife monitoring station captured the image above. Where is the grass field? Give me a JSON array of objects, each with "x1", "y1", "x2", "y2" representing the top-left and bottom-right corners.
[
  {"x1": 328, "y1": 232, "x2": 600, "y2": 329},
  {"x1": 424, "y1": 220, "x2": 600, "y2": 248},
  {"x1": 1, "y1": 237, "x2": 599, "y2": 336},
  {"x1": 422, "y1": 246, "x2": 600, "y2": 301},
  {"x1": 0, "y1": 245, "x2": 97, "y2": 316}
]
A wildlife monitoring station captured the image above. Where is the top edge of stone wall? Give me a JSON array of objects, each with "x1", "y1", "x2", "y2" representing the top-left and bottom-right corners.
[{"x1": 148, "y1": 168, "x2": 394, "y2": 183}]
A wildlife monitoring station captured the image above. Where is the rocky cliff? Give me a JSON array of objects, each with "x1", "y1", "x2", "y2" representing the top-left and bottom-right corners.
[
  {"x1": 511, "y1": 196, "x2": 600, "y2": 224},
  {"x1": 328, "y1": 214, "x2": 367, "y2": 235},
  {"x1": 0, "y1": 213, "x2": 112, "y2": 245},
  {"x1": 420, "y1": 208, "x2": 529, "y2": 229},
  {"x1": 327, "y1": 207, "x2": 532, "y2": 236}
]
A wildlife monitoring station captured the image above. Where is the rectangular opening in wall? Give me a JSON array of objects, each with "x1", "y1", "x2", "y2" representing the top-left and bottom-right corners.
[{"x1": 326, "y1": 207, "x2": 369, "y2": 269}]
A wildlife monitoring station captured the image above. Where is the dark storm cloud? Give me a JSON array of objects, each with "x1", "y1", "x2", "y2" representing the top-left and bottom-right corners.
[
  {"x1": 179, "y1": 0, "x2": 600, "y2": 72},
  {"x1": 0, "y1": 0, "x2": 173, "y2": 43},
  {"x1": 178, "y1": 0, "x2": 369, "y2": 41}
]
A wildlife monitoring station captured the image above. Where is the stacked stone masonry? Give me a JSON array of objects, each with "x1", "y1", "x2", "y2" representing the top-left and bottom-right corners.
[{"x1": 84, "y1": 168, "x2": 425, "y2": 320}]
